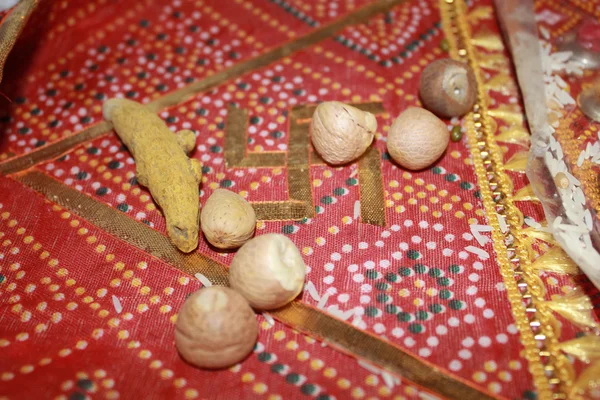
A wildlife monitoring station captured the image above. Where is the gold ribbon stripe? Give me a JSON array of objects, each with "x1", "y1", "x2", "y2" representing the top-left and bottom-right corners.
[
  {"x1": 0, "y1": 0, "x2": 407, "y2": 176},
  {"x1": 0, "y1": 0, "x2": 39, "y2": 84},
  {"x1": 16, "y1": 170, "x2": 497, "y2": 400}
]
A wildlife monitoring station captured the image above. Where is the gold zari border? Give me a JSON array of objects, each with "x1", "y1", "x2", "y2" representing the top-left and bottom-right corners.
[
  {"x1": 0, "y1": 0, "x2": 39, "y2": 84},
  {"x1": 17, "y1": 170, "x2": 496, "y2": 400},
  {"x1": 441, "y1": 1, "x2": 573, "y2": 399}
]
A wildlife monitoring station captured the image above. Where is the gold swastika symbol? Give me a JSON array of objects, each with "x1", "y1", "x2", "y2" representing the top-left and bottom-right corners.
[{"x1": 224, "y1": 102, "x2": 386, "y2": 226}]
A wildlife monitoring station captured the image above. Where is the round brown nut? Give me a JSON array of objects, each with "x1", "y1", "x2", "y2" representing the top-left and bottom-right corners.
[
  {"x1": 201, "y1": 189, "x2": 256, "y2": 249},
  {"x1": 229, "y1": 233, "x2": 306, "y2": 310},
  {"x1": 386, "y1": 107, "x2": 450, "y2": 171},
  {"x1": 310, "y1": 101, "x2": 377, "y2": 165},
  {"x1": 419, "y1": 59, "x2": 477, "y2": 118},
  {"x1": 175, "y1": 286, "x2": 258, "y2": 369}
]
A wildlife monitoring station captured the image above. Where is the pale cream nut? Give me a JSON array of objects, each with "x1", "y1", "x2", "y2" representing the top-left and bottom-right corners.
[
  {"x1": 387, "y1": 107, "x2": 449, "y2": 171},
  {"x1": 229, "y1": 233, "x2": 306, "y2": 310},
  {"x1": 310, "y1": 101, "x2": 377, "y2": 165},
  {"x1": 201, "y1": 189, "x2": 256, "y2": 249},
  {"x1": 175, "y1": 286, "x2": 258, "y2": 369}
]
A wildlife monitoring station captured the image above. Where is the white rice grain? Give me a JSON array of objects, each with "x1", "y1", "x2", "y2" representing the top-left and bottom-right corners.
[
  {"x1": 358, "y1": 360, "x2": 382, "y2": 374},
  {"x1": 470, "y1": 224, "x2": 492, "y2": 246},
  {"x1": 584, "y1": 209, "x2": 593, "y2": 231},
  {"x1": 262, "y1": 312, "x2": 275, "y2": 326},
  {"x1": 524, "y1": 217, "x2": 541, "y2": 229},
  {"x1": 317, "y1": 291, "x2": 330, "y2": 309},
  {"x1": 304, "y1": 281, "x2": 320, "y2": 302},
  {"x1": 194, "y1": 273, "x2": 212, "y2": 287},
  {"x1": 497, "y1": 214, "x2": 508, "y2": 233},
  {"x1": 112, "y1": 295, "x2": 123, "y2": 314},
  {"x1": 577, "y1": 150, "x2": 586, "y2": 167},
  {"x1": 465, "y1": 246, "x2": 490, "y2": 260},
  {"x1": 381, "y1": 371, "x2": 396, "y2": 389}
]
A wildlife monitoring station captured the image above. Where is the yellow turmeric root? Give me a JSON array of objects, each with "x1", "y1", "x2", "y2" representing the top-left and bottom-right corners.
[{"x1": 102, "y1": 98, "x2": 202, "y2": 253}]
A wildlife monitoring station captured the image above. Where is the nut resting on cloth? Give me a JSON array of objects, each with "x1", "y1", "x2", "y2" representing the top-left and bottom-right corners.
[
  {"x1": 387, "y1": 107, "x2": 450, "y2": 170},
  {"x1": 102, "y1": 99, "x2": 202, "y2": 253},
  {"x1": 229, "y1": 233, "x2": 307, "y2": 310},
  {"x1": 310, "y1": 101, "x2": 377, "y2": 165},
  {"x1": 175, "y1": 286, "x2": 258, "y2": 369},
  {"x1": 419, "y1": 58, "x2": 477, "y2": 118},
  {"x1": 201, "y1": 188, "x2": 256, "y2": 249}
]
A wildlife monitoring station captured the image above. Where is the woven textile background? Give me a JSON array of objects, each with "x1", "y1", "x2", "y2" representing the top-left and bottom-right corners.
[{"x1": 1, "y1": 1, "x2": 599, "y2": 399}]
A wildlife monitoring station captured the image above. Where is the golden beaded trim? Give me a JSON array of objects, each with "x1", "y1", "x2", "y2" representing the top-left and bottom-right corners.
[{"x1": 440, "y1": 1, "x2": 572, "y2": 398}]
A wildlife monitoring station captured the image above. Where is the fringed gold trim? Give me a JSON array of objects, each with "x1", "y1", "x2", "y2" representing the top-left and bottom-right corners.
[
  {"x1": 487, "y1": 105, "x2": 524, "y2": 126},
  {"x1": 504, "y1": 151, "x2": 529, "y2": 172},
  {"x1": 557, "y1": 336, "x2": 600, "y2": 364},
  {"x1": 495, "y1": 127, "x2": 530, "y2": 147},
  {"x1": 545, "y1": 290, "x2": 600, "y2": 331},
  {"x1": 471, "y1": 29, "x2": 505, "y2": 51},
  {"x1": 522, "y1": 227, "x2": 558, "y2": 245},
  {"x1": 441, "y1": 1, "x2": 556, "y2": 397},
  {"x1": 532, "y1": 247, "x2": 580, "y2": 275},
  {"x1": 514, "y1": 184, "x2": 539, "y2": 202},
  {"x1": 570, "y1": 360, "x2": 600, "y2": 399}
]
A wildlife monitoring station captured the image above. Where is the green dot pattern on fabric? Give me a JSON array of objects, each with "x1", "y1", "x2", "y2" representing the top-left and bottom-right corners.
[
  {"x1": 258, "y1": 352, "x2": 271, "y2": 362},
  {"x1": 364, "y1": 270, "x2": 377, "y2": 280},
  {"x1": 271, "y1": 364, "x2": 285, "y2": 373},
  {"x1": 399, "y1": 267, "x2": 412, "y2": 276},
  {"x1": 460, "y1": 181, "x2": 473, "y2": 190},
  {"x1": 333, "y1": 188, "x2": 347, "y2": 196},
  {"x1": 439, "y1": 289, "x2": 453, "y2": 300},
  {"x1": 384, "y1": 304, "x2": 398, "y2": 314},
  {"x1": 384, "y1": 272, "x2": 399, "y2": 282},
  {"x1": 445, "y1": 174, "x2": 458, "y2": 182},
  {"x1": 219, "y1": 179, "x2": 233, "y2": 188},
  {"x1": 413, "y1": 264, "x2": 428, "y2": 274},
  {"x1": 408, "y1": 323, "x2": 423, "y2": 334},
  {"x1": 282, "y1": 225, "x2": 296, "y2": 234},
  {"x1": 523, "y1": 390, "x2": 537, "y2": 400},
  {"x1": 449, "y1": 264, "x2": 463, "y2": 274},
  {"x1": 437, "y1": 277, "x2": 451, "y2": 286},
  {"x1": 300, "y1": 384, "x2": 316, "y2": 395},
  {"x1": 429, "y1": 304, "x2": 444, "y2": 313},
  {"x1": 286, "y1": 373, "x2": 300, "y2": 384},
  {"x1": 346, "y1": 178, "x2": 358, "y2": 186},
  {"x1": 117, "y1": 203, "x2": 129, "y2": 212},
  {"x1": 428, "y1": 268, "x2": 442, "y2": 278},
  {"x1": 365, "y1": 306, "x2": 380, "y2": 317},
  {"x1": 449, "y1": 299, "x2": 464, "y2": 310},
  {"x1": 416, "y1": 310, "x2": 429, "y2": 320},
  {"x1": 407, "y1": 250, "x2": 421, "y2": 260},
  {"x1": 397, "y1": 312, "x2": 412, "y2": 322},
  {"x1": 320, "y1": 196, "x2": 334, "y2": 205},
  {"x1": 376, "y1": 293, "x2": 390, "y2": 304}
]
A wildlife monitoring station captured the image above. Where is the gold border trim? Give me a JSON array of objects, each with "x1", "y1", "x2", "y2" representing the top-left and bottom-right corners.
[
  {"x1": 0, "y1": 0, "x2": 39, "y2": 84},
  {"x1": 16, "y1": 170, "x2": 498, "y2": 400},
  {"x1": 441, "y1": 1, "x2": 571, "y2": 398}
]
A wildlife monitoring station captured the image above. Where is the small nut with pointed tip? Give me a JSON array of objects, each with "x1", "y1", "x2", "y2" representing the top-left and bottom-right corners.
[
  {"x1": 310, "y1": 101, "x2": 377, "y2": 165},
  {"x1": 386, "y1": 107, "x2": 449, "y2": 171},
  {"x1": 229, "y1": 233, "x2": 306, "y2": 310},
  {"x1": 201, "y1": 189, "x2": 256, "y2": 249},
  {"x1": 175, "y1": 286, "x2": 258, "y2": 369},
  {"x1": 419, "y1": 59, "x2": 477, "y2": 118}
]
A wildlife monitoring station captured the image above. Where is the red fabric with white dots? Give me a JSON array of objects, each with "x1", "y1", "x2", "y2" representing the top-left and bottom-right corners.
[{"x1": 0, "y1": 0, "x2": 599, "y2": 399}]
